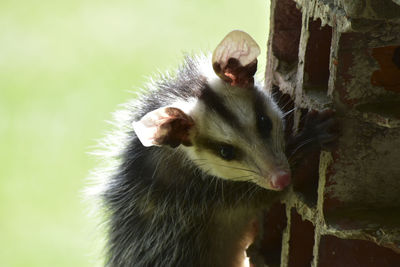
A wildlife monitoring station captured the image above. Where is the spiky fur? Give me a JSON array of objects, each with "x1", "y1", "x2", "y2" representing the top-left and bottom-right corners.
[{"x1": 92, "y1": 55, "x2": 285, "y2": 267}]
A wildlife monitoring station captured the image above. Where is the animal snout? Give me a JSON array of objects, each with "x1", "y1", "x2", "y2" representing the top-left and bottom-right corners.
[{"x1": 270, "y1": 170, "x2": 291, "y2": 190}]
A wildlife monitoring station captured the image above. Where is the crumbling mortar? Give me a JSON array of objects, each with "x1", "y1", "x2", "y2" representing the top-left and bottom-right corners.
[
  {"x1": 284, "y1": 191, "x2": 318, "y2": 223},
  {"x1": 311, "y1": 151, "x2": 333, "y2": 267},
  {"x1": 328, "y1": 28, "x2": 340, "y2": 97},
  {"x1": 294, "y1": 0, "x2": 350, "y2": 31},
  {"x1": 311, "y1": 227, "x2": 322, "y2": 267},
  {"x1": 293, "y1": 8, "x2": 312, "y2": 132},
  {"x1": 299, "y1": 93, "x2": 332, "y2": 110},
  {"x1": 265, "y1": 0, "x2": 400, "y2": 264},
  {"x1": 339, "y1": 0, "x2": 400, "y2": 20},
  {"x1": 320, "y1": 227, "x2": 400, "y2": 254},
  {"x1": 263, "y1": 0, "x2": 276, "y2": 93},
  {"x1": 271, "y1": 56, "x2": 298, "y2": 97},
  {"x1": 280, "y1": 205, "x2": 292, "y2": 267},
  {"x1": 360, "y1": 110, "x2": 400, "y2": 128}
]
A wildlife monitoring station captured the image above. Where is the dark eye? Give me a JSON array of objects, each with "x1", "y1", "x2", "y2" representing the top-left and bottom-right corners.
[
  {"x1": 257, "y1": 115, "x2": 272, "y2": 138},
  {"x1": 219, "y1": 145, "x2": 235, "y2": 161}
]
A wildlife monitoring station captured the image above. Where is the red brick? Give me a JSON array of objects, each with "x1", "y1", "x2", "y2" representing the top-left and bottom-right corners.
[
  {"x1": 319, "y1": 235, "x2": 400, "y2": 267},
  {"x1": 288, "y1": 209, "x2": 315, "y2": 267},
  {"x1": 260, "y1": 202, "x2": 287, "y2": 266},
  {"x1": 272, "y1": 0, "x2": 302, "y2": 64},
  {"x1": 304, "y1": 19, "x2": 332, "y2": 90},
  {"x1": 371, "y1": 46, "x2": 400, "y2": 93}
]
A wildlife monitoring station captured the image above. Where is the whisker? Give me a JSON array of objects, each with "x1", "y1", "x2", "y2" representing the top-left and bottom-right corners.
[
  {"x1": 237, "y1": 182, "x2": 259, "y2": 203},
  {"x1": 192, "y1": 158, "x2": 260, "y2": 175},
  {"x1": 207, "y1": 163, "x2": 259, "y2": 175},
  {"x1": 283, "y1": 107, "x2": 297, "y2": 118},
  {"x1": 229, "y1": 174, "x2": 254, "y2": 181},
  {"x1": 280, "y1": 98, "x2": 294, "y2": 111},
  {"x1": 288, "y1": 138, "x2": 315, "y2": 162}
]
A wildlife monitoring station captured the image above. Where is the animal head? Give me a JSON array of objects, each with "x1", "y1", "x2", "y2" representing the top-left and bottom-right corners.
[{"x1": 133, "y1": 30, "x2": 291, "y2": 191}]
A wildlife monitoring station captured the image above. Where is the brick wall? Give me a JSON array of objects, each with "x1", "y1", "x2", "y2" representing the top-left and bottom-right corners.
[{"x1": 262, "y1": 0, "x2": 400, "y2": 266}]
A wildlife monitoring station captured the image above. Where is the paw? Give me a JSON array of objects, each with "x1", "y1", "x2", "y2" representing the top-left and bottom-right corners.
[
  {"x1": 286, "y1": 109, "x2": 340, "y2": 158},
  {"x1": 301, "y1": 109, "x2": 340, "y2": 150}
]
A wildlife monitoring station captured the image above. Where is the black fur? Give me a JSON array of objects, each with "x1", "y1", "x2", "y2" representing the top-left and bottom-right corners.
[
  {"x1": 99, "y1": 57, "x2": 279, "y2": 267},
  {"x1": 199, "y1": 85, "x2": 243, "y2": 130}
]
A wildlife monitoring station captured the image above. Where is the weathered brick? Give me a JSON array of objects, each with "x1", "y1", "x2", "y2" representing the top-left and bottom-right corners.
[
  {"x1": 288, "y1": 209, "x2": 315, "y2": 267},
  {"x1": 264, "y1": 0, "x2": 400, "y2": 265},
  {"x1": 260, "y1": 202, "x2": 287, "y2": 266},
  {"x1": 319, "y1": 235, "x2": 400, "y2": 267}
]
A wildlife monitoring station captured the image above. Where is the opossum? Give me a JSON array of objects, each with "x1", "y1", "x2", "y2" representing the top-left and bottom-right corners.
[{"x1": 94, "y1": 30, "x2": 337, "y2": 267}]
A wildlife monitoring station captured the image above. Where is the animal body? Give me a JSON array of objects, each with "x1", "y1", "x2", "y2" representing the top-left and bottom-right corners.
[{"x1": 94, "y1": 30, "x2": 336, "y2": 267}]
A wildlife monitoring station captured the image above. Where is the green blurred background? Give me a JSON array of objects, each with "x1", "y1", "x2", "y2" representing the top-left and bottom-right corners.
[{"x1": 0, "y1": 0, "x2": 269, "y2": 266}]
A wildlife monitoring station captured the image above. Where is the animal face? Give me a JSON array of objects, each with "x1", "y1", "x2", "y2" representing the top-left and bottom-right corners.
[
  {"x1": 132, "y1": 30, "x2": 291, "y2": 190},
  {"x1": 182, "y1": 77, "x2": 290, "y2": 191}
]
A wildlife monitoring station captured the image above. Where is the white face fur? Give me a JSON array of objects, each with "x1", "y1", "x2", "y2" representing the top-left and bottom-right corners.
[
  {"x1": 133, "y1": 31, "x2": 291, "y2": 191},
  {"x1": 179, "y1": 74, "x2": 290, "y2": 191}
]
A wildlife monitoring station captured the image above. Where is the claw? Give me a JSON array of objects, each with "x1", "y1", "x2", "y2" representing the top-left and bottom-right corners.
[{"x1": 286, "y1": 109, "x2": 340, "y2": 158}]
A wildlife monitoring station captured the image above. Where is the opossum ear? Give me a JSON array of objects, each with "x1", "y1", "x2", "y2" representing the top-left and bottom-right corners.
[
  {"x1": 133, "y1": 107, "x2": 195, "y2": 148},
  {"x1": 212, "y1": 30, "x2": 261, "y2": 88}
]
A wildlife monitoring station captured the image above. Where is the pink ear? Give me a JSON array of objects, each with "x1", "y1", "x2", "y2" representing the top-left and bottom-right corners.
[
  {"x1": 212, "y1": 30, "x2": 261, "y2": 88},
  {"x1": 132, "y1": 107, "x2": 195, "y2": 148}
]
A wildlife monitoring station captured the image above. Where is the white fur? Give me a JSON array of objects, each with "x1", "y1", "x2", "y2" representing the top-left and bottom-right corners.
[
  {"x1": 132, "y1": 54, "x2": 289, "y2": 191},
  {"x1": 180, "y1": 78, "x2": 288, "y2": 191}
]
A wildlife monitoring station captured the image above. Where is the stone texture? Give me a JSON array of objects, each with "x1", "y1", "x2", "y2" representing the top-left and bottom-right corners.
[{"x1": 263, "y1": 0, "x2": 400, "y2": 266}]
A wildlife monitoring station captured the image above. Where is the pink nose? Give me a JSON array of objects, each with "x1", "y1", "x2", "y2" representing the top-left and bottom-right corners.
[{"x1": 270, "y1": 170, "x2": 291, "y2": 190}]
